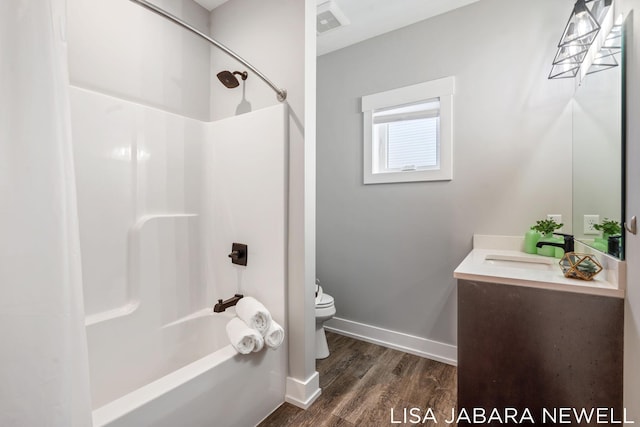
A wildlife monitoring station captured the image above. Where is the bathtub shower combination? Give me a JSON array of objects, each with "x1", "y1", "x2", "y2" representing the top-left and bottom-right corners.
[{"x1": 72, "y1": 2, "x2": 290, "y2": 426}]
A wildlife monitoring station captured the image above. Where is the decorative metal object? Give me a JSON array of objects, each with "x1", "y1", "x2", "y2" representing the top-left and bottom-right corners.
[
  {"x1": 559, "y1": 252, "x2": 603, "y2": 281},
  {"x1": 549, "y1": 0, "x2": 614, "y2": 80}
]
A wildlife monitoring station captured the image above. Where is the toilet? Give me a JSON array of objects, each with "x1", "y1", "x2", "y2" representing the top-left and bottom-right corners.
[{"x1": 315, "y1": 283, "x2": 336, "y2": 359}]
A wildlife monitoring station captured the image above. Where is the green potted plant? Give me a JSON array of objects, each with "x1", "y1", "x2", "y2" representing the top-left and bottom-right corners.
[
  {"x1": 593, "y1": 218, "x2": 621, "y2": 239},
  {"x1": 532, "y1": 219, "x2": 564, "y2": 236},
  {"x1": 531, "y1": 219, "x2": 563, "y2": 257},
  {"x1": 593, "y1": 218, "x2": 622, "y2": 254}
]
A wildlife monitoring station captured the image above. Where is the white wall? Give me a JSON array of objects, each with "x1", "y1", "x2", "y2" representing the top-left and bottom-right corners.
[
  {"x1": 317, "y1": 0, "x2": 574, "y2": 356},
  {"x1": 620, "y1": 0, "x2": 640, "y2": 419},
  {"x1": 71, "y1": 87, "x2": 205, "y2": 321},
  {"x1": 202, "y1": 104, "x2": 289, "y2": 421},
  {"x1": 67, "y1": 0, "x2": 211, "y2": 318},
  {"x1": 67, "y1": 0, "x2": 211, "y2": 408},
  {"x1": 71, "y1": 85, "x2": 208, "y2": 407},
  {"x1": 203, "y1": 104, "x2": 288, "y2": 329},
  {"x1": 68, "y1": 0, "x2": 211, "y2": 120},
  {"x1": 209, "y1": 0, "x2": 319, "y2": 407}
]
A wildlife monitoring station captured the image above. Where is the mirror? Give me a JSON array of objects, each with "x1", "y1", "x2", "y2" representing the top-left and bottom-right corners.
[{"x1": 572, "y1": 23, "x2": 624, "y2": 259}]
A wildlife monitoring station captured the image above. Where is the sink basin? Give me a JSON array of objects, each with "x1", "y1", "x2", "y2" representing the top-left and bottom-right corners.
[
  {"x1": 484, "y1": 253, "x2": 556, "y2": 271},
  {"x1": 454, "y1": 235, "x2": 623, "y2": 297}
]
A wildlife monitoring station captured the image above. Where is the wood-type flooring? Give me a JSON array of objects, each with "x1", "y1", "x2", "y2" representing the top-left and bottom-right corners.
[{"x1": 258, "y1": 332, "x2": 457, "y2": 427}]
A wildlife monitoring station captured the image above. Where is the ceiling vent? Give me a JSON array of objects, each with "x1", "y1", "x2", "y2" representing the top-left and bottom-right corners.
[{"x1": 317, "y1": 1, "x2": 350, "y2": 35}]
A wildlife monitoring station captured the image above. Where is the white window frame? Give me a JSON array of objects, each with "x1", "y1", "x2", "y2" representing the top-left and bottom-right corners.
[{"x1": 362, "y1": 76, "x2": 454, "y2": 184}]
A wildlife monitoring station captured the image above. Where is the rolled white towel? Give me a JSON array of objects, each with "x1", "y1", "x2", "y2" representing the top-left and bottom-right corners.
[
  {"x1": 264, "y1": 320, "x2": 284, "y2": 349},
  {"x1": 226, "y1": 317, "x2": 264, "y2": 354},
  {"x1": 235, "y1": 296, "x2": 272, "y2": 334},
  {"x1": 252, "y1": 328, "x2": 265, "y2": 352}
]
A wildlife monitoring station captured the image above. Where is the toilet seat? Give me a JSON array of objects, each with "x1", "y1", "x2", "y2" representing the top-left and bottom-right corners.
[{"x1": 315, "y1": 293, "x2": 334, "y2": 308}]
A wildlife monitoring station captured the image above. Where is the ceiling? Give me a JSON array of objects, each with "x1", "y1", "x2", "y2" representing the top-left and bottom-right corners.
[
  {"x1": 316, "y1": 0, "x2": 481, "y2": 55},
  {"x1": 193, "y1": 0, "x2": 482, "y2": 56},
  {"x1": 193, "y1": 0, "x2": 228, "y2": 10}
]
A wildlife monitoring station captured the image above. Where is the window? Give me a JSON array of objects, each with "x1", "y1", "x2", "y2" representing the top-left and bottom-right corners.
[
  {"x1": 373, "y1": 100, "x2": 440, "y2": 173},
  {"x1": 362, "y1": 77, "x2": 454, "y2": 184}
]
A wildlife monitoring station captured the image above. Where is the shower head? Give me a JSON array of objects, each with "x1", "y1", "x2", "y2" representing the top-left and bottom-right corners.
[{"x1": 217, "y1": 70, "x2": 248, "y2": 89}]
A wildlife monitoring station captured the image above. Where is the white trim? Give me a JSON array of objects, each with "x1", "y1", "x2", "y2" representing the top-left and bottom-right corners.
[
  {"x1": 361, "y1": 77, "x2": 455, "y2": 112},
  {"x1": 324, "y1": 317, "x2": 457, "y2": 366},
  {"x1": 285, "y1": 372, "x2": 321, "y2": 409}
]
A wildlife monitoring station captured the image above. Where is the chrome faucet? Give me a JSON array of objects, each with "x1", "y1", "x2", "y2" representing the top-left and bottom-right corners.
[{"x1": 536, "y1": 232, "x2": 575, "y2": 253}]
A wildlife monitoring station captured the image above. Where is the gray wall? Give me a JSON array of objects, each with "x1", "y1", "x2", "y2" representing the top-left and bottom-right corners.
[{"x1": 317, "y1": 0, "x2": 575, "y2": 346}]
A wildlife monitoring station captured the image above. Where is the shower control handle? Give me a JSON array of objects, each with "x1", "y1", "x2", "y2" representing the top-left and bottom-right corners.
[{"x1": 228, "y1": 243, "x2": 248, "y2": 266}]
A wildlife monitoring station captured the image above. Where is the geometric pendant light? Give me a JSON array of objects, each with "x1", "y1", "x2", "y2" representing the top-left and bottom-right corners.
[
  {"x1": 586, "y1": 19, "x2": 622, "y2": 74},
  {"x1": 586, "y1": 50, "x2": 619, "y2": 74},
  {"x1": 549, "y1": 0, "x2": 614, "y2": 79},
  {"x1": 558, "y1": 0, "x2": 601, "y2": 47}
]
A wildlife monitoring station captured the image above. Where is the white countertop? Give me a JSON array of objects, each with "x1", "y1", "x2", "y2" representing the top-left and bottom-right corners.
[{"x1": 453, "y1": 235, "x2": 625, "y2": 298}]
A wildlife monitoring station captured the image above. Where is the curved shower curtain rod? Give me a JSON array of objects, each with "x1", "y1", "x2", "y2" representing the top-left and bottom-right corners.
[{"x1": 129, "y1": 0, "x2": 287, "y2": 102}]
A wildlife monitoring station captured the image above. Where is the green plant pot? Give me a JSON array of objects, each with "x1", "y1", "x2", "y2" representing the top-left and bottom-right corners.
[
  {"x1": 524, "y1": 229, "x2": 541, "y2": 254},
  {"x1": 593, "y1": 239, "x2": 608, "y2": 253}
]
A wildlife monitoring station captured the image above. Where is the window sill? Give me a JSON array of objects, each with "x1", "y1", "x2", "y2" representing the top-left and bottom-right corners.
[{"x1": 364, "y1": 168, "x2": 452, "y2": 185}]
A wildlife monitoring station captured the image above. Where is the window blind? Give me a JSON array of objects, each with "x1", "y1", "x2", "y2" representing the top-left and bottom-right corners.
[{"x1": 386, "y1": 117, "x2": 439, "y2": 169}]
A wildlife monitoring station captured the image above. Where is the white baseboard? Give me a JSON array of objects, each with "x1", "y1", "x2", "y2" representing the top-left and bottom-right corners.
[
  {"x1": 324, "y1": 317, "x2": 457, "y2": 366},
  {"x1": 285, "y1": 372, "x2": 321, "y2": 409}
]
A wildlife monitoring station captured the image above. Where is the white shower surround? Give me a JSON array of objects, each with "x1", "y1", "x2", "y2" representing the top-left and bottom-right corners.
[
  {"x1": 91, "y1": 310, "x2": 285, "y2": 427},
  {"x1": 71, "y1": 87, "x2": 288, "y2": 426}
]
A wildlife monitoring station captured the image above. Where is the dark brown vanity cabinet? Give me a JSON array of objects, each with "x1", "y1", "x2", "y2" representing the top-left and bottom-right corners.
[{"x1": 457, "y1": 279, "x2": 624, "y2": 426}]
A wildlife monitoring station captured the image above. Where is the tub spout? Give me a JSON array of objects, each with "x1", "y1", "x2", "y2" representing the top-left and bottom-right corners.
[{"x1": 213, "y1": 294, "x2": 244, "y2": 313}]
